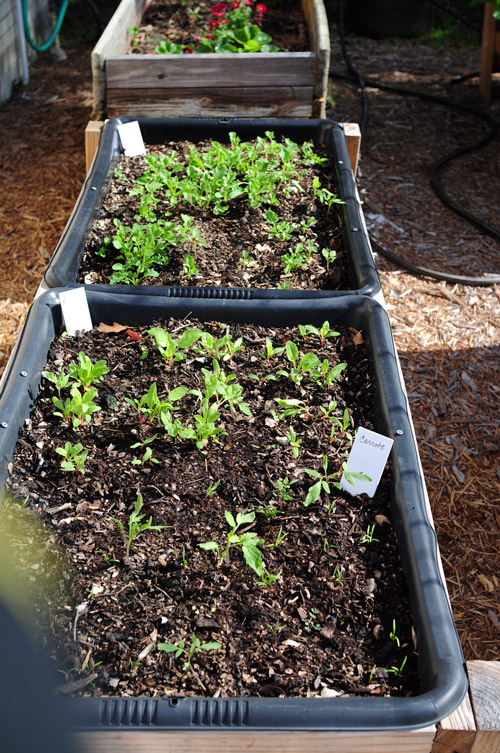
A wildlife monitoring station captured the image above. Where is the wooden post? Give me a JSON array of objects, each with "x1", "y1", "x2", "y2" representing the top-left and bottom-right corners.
[
  {"x1": 432, "y1": 661, "x2": 500, "y2": 753},
  {"x1": 342, "y1": 122, "x2": 361, "y2": 177},
  {"x1": 479, "y1": 3, "x2": 499, "y2": 100},
  {"x1": 85, "y1": 121, "x2": 104, "y2": 174}
]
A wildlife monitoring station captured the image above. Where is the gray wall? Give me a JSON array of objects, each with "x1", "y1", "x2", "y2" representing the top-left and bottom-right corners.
[{"x1": 0, "y1": 0, "x2": 50, "y2": 104}]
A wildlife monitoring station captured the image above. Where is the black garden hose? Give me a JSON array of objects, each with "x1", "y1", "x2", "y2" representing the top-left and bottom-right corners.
[{"x1": 334, "y1": 0, "x2": 500, "y2": 286}]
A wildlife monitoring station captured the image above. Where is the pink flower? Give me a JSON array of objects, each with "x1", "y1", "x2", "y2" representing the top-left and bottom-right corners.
[
  {"x1": 256, "y1": 3, "x2": 266, "y2": 12},
  {"x1": 244, "y1": 0, "x2": 253, "y2": 5},
  {"x1": 231, "y1": 0, "x2": 241, "y2": 6}
]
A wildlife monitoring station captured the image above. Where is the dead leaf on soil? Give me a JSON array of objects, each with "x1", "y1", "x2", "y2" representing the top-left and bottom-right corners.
[
  {"x1": 477, "y1": 573, "x2": 495, "y2": 593},
  {"x1": 97, "y1": 322, "x2": 129, "y2": 333}
]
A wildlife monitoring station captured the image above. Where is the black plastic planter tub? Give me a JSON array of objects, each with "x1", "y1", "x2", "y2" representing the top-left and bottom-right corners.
[
  {"x1": 43, "y1": 117, "x2": 381, "y2": 299},
  {"x1": 0, "y1": 288, "x2": 465, "y2": 732}
]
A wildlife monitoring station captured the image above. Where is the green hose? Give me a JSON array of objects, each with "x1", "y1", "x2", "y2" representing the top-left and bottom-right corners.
[{"x1": 22, "y1": 0, "x2": 69, "y2": 52}]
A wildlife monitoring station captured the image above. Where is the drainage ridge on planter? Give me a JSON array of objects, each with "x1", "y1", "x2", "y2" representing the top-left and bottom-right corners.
[
  {"x1": 43, "y1": 117, "x2": 380, "y2": 299},
  {"x1": 0, "y1": 288, "x2": 466, "y2": 731}
]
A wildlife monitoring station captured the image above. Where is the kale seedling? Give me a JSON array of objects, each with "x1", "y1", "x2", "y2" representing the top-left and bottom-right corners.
[{"x1": 110, "y1": 493, "x2": 166, "y2": 561}]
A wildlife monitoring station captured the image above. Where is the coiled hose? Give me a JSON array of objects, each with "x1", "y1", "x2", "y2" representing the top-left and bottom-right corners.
[
  {"x1": 22, "y1": 0, "x2": 69, "y2": 52},
  {"x1": 335, "y1": 0, "x2": 500, "y2": 286}
]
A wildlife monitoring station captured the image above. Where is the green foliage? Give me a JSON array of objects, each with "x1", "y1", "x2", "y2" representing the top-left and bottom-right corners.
[
  {"x1": 52, "y1": 385, "x2": 101, "y2": 429},
  {"x1": 68, "y1": 352, "x2": 109, "y2": 389},
  {"x1": 157, "y1": 633, "x2": 221, "y2": 670},
  {"x1": 55, "y1": 441, "x2": 88, "y2": 473},
  {"x1": 110, "y1": 493, "x2": 166, "y2": 560}
]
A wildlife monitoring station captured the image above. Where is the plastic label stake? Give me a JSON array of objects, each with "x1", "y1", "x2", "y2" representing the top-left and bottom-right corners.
[
  {"x1": 59, "y1": 287, "x2": 93, "y2": 336},
  {"x1": 341, "y1": 426, "x2": 394, "y2": 498},
  {"x1": 117, "y1": 121, "x2": 146, "y2": 156}
]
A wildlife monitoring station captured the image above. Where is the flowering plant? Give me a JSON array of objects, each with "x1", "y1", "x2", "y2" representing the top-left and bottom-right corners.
[{"x1": 155, "y1": 1, "x2": 284, "y2": 54}]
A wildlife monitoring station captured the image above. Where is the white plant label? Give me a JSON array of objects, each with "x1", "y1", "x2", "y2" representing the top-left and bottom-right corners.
[
  {"x1": 117, "y1": 121, "x2": 146, "y2": 156},
  {"x1": 341, "y1": 427, "x2": 394, "y2": 498},
  {"x1": 59, "y1": 288, "x2": 93, "y2": 336}
]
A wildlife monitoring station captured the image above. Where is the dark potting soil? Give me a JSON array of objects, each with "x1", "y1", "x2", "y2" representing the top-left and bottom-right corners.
[
  {"x1": 6, "y1": 319, "x2": 420, "y2": 698},
  {"x1": 129, "y1": 0, "x2": 308, "y2": 55},
  {"x1": 78, "y1": 139, "x2": 352, "y2": 291}
]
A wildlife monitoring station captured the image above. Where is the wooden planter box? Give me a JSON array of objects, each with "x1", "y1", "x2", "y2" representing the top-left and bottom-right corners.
[{"x1": 91, "y1": 0, "x2": 330, "y2": 119}]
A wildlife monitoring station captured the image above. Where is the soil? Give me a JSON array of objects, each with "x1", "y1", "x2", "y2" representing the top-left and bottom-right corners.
[
  {"x1": 0, "y1": 0, "x2": 498, "y2": 682},
  {"x1": 130, "y1": 0, "x2": 308, "y2": 54},
  {"x1": 6, "y1": 319, "x2": 419, "y2": 698},
  {"x1": 79, "y1": 139, "x2": 351, "y2": 290}
]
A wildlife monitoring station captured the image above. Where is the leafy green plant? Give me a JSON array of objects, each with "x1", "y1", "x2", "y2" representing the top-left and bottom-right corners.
[
  {"x1": 148, "y1": 326, "x2": 203, "y2": 365},
  {"x1": 52, "y1": 385, "x2": 101, "y2": 429},
  {"x1": 387, "y1": 656, "x2": 407, "y2": 678},
  {"x1": 110, "y1": 493, "x2": 166, "y2": 560},
  {"x1": 55, "y1": 442, "x2": 88, "y2": 473},
  {"x1": 199, "y1": 510, "x2": 264, "y2": 573},
  {"x1": 276, "y1": 340, "x2": 320, "y2": 386},
  {"x1": 298, "y1": 321, "x2": 339, "y2": 346},
  {"x1": 273, "y1": 476, "x2": 298, "y2": 502},
  {"x1": 239, "y1": 249, "x2": 254, "y2": 265},
  {"x1": 42, "y1": 368, "x2": 71, "y2": 396},
  {"x1": 206, "y1": 480, "x2": 221, "y2": 496},
  {"x1": 312, "y1": 177, "x2": 344, "y2": 210},
  {"x1": 157, "y1": 633, "x2": 221, "y2": 690},
  {"x1": 68, "y1": 352, "x2": 109, "y2": 389},
  {"x1": 331, "y1": 564, "x2": 345, "y2": 586},
  {"x1": 182, "y1": 253, "x2": 199, "y2": 280},
  {"x1": 286, "y1": 425, "x2": 302, "y2": 458},
  {"x1": 300, "y1": 607, "x2": 322, "y2": 632},
  {"x1": 124, "y1": 382, "x2": 188, "y2": 425},
  {"x1": 303, "y1": 456, "x2": 371, "y2": 508}
]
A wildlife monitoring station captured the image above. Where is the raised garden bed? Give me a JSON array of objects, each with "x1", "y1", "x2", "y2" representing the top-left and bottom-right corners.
[
  {"x1": 45, "y1": 117, "x2": 380, "y2": 299},
  {"x1": 0, "y1": 287, "x2": 466, "y2": 734},
  {"x1": 91, "y1": 0, "x2": 330, "y2": 118}
]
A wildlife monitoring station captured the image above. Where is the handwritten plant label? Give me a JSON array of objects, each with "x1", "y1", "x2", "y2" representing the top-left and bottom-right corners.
[
  {"x1": 117, "y1": 121, "x2": 146, "y2": 157},
  {"x1": 341, "y1": 427, "x2": 394, "y2": 498},
  {"x1": 59, "y1": 287, "x2": 93, "y2": 336}
]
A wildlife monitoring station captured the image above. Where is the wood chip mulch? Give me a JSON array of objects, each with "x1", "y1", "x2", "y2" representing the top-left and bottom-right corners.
[{"x1": 0, "y1": 6, "x2": 498, "y2": 666}]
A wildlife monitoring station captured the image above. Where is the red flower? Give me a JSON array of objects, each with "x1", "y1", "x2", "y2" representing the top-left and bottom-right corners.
[
  {"x1": 204, "y1": 33, "x2": 215, "y2": 39},
  {"x1": 256, "y1": 3, "x2": 266, "y2": 12},
  {"x1": 212, "y1": 2, "x2": 227, "y2": 11},
  {"x1": 208, "y1": 19, "x2": 220, "y2": 27},
  {"x1": 231, "y1": 0, "x2": 241, "y2": 6},
  {"x1": 244, "y1": 0, "x2": 253, "y2": 5},
  {"x1": 182, "y1": 47, "x2": 193, "y2": 53}
]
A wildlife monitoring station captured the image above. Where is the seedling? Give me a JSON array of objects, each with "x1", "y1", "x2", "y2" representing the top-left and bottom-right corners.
[
  {"x1": 266, "y1": 623, "x2": 285, "y2": 635},
  {"x1": 273, "y1": 476, "x2": 298, "y2": 502},
  {"x1": 286, "y1": 425, "x2": 302, "y2": 458},
  {"x1": 266, "y1": 525, "x2": 288, "y2": 549},
  {"x1": 255, "y1": 502, "x2": 282, "y2": 522},
  {"x1": 312, "y1": 177, "x2": 344, "y2": 210},
  {"x1": 360, "y1": 524, "x2": 379, "y2": 544},
  {"x1": 342, "y1": 461, "x2": 371, "y2": 487},
  {"x1": 52, "y1": 385, "x2": 101, "y2": 429},
  {"x1": 68, "y1": 352, "x2": 109, "y2": 389},
  {"x1": 110, "y1": 493, "x2": 166, "y2": 561},
  {"x1": 42, "y1": 368, "x2": 71, "y2": 396},
  {"x1": 298, "y1": 321, "x2": 339, "y2": 346},
  {"x1": 303, "y1": 455, "x2": 341, "y2": 508},
  {"x1": 148, "y1": 326, "x2": 204, "y2": 365},
  {"x1": 124, "y1": 382, "x2": 188, "y2": 424},
  {"x1": 206, "y1": 480, "x2": 221, "y2": 496},
  {"x1": 157, "y1": 633, "x2": 221, "y2": 690},
  {"x1": 331, "y1": 564, "x2": 345, "y2": 586},
  {"x1": 272, "y1": 398, "x2": 309, "y2": 422},
  {"x1": 55, "y1": 442, "x2": 88, "y2": 474},
  {"x1": 276, "y1": 341, "x2": 320, "y2": 386},
  {"x1": 386, "y1": 656, "x2": 407, "y2": 678},
  {"x1": 239, "y1": 250, "x2": 253, "y2": 265},
  {"x1": 182, "y1": 253, "x2": 199, "y2": 280},
  {"x1": 301, "y1": 607, "x2": 322, "y2": 633},
  {"x1": 321, "y1": 247, "x2": 337, "y2": 269},
  {"x1": 200, "y1": 510, "x2": 264, "y2": 575},
  {"x1": 259, "y1": 338, "x2": 284, "y2": 362},
  {"x1": 390, "y1": 619, "x2": 400, "y2": 647}
]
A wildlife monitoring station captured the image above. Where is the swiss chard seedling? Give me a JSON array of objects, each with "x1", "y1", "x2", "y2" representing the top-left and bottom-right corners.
[{"x1": 110, "y1": 493, "x2": 166, "y2": 561}]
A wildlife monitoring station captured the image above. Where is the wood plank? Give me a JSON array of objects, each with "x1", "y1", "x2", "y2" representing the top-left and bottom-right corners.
[
  {"x1": 479, "y1": 3, "x2": 497, "y2": 100},
  {"x1": 75, "y1": 727, "x2": 437, "y2": 753},
  {"x1": 301, "y1": 0, "x2": 330, "y2": 116},
  {"x1": 468, "y1": 661, "x2": 500, "y2": 753},
  {"x1": 432, "y1": 691, "x2": 476, "y2": 753},
  {"x1": 91, "y1": 0, "x2": 147, "y2": 117},
  {"x1": 85, "y1": 121, "x2": 104, "y2": 174},
  {"x1": 106, "y1": 53, "x2": 315, "y2": 89},
  {"x1": 107, "y1": 86, "x2": 312, "y2": 118},
  {"x1": 341, "y1": 122, "x2": 361, "y2": 176}
]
